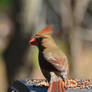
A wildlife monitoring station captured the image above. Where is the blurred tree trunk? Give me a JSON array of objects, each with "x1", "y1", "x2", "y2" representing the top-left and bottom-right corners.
[
  {"x1": 22, "y1": 0, "x2": 47, "y2": 79},
  {"x1": 69, "y1": 0, "x2": 90, "y2": 77},
  {"x1": 0, "y1": 54, "x2": 8, "y2": 92},
  {"x1": 3, "y1": 0, "x2": 33, "y2": 85},
  {"x1": 46, "y1": 0, "x2": 90, "y2": 78}
]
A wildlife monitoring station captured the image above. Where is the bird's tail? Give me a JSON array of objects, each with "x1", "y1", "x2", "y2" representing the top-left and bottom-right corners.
[{"x1": 48, "y1": 80, "x2": 65, "y2": 92}]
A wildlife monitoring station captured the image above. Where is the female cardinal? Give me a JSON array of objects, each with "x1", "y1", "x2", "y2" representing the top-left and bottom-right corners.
[{"x1": 29, "y1": 26, "x2": 69, "y2": 92}]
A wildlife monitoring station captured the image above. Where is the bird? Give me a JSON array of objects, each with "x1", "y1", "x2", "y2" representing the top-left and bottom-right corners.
[{"x1": 29, "y1": 26, "x2": 69, "y2": 92}]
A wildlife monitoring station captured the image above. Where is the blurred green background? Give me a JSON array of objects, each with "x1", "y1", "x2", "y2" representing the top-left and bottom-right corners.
[{"x1": 0, "y1": 0, "x2": 92, "y2": 92}]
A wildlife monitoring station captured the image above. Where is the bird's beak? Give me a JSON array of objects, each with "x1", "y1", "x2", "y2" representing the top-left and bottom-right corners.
[{"x1": 29, "y1": 38, "x2": 38, "y2": 46}]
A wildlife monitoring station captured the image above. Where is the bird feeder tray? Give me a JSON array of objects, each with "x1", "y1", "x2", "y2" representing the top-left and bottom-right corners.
[{"x1": 8, "y1": 79, "x2": 92, "y2": 92}]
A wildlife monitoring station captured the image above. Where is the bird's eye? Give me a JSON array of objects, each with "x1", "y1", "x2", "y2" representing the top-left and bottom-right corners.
[
  {"x1": 36, "y1": 37, "x2": 47, "y2": 43},
  {"x1": 39, "y1": 37, "x2": 43, "y2": 40},
  {"x1": 36, "y1": 37, "x2": 42, "y2": 41}
]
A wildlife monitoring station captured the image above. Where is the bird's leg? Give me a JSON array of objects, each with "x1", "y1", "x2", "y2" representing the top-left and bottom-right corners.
[{"x1": 48, "y1": 72, "x2": 66, "y2": 92}]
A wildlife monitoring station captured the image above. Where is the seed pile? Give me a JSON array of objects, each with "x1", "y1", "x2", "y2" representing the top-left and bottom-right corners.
[
  {"x1": 65, "y1": 79, "x2": 92, "y2": 89},
  {"x1": 26, "y1": 79, "x2": 92, "y2": 89},
  {"x1": 26, "y1": 79, "x2": 49, "y2": 86}
]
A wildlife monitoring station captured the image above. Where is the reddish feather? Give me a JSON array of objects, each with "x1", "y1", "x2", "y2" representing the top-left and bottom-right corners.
[
  {"x1": 48, "y1": 58, "x2": 68, "y2": 72},
  {"x1": 58, "y1": 80, "x2": 61, "y2": 92},
  {"x1": 41, "y1": 25, "x2": 53, "y2": 33},
  {"x1": 61, "y1": 81, "x2": 65, "y2": 92},
  {"x1": 36, "y1": 26, "x2": 53, "y2": 37},
  {"x1": 48, "y1": 82, "x2": 57, "y2": 92},
  {"x1": 48, "y1": 80, "x2": 65, "y2": 92},
  {"x1": 51, "y1": 82, "x2": 57, "y2": 92}
]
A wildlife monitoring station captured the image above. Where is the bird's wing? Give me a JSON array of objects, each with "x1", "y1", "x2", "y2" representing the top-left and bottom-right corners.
[
  {"x1": 47, "y1": 57, "x2": 68, "y2": 72},
  {"x1": 44, "y1": 51, "x2": 68, "y2": 72}
]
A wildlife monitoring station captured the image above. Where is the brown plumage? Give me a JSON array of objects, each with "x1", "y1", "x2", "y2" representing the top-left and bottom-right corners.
[{"x1": 29, "y1": 26, "x2": 69, "y2": 92}]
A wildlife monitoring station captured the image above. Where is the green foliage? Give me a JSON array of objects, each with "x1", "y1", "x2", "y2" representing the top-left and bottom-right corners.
[
  {"x1": 0, "y1": 0, "x2": 12, "y2": 5},
  {"x1": 0, "y1": 0, "x2": 13, "y2": 12}
]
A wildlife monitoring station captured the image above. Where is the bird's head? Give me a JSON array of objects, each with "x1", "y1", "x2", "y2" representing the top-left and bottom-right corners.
[{"x1": 29, "y1": 26, "x2": 53, "y2": 47}]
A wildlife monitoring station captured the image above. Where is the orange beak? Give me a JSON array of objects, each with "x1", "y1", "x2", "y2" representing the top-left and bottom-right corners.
[{"x1": 29, "y1": 38, "x2": 38, "y2": 46}]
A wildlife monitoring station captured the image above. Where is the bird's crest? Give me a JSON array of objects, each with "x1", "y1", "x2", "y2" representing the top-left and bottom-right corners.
[{"x1": 36, "y1": 26, "x2": 53, "y2": 37}]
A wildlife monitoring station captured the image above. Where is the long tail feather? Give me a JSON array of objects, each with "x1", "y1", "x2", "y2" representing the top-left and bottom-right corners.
[
  {"x1": 48, "y1": 82, "x2": 57, "y2": 92},
  {"x1": 48, "y1": 80, "x2": 66, "y2": 92},
  {"x1": 58, "y1": 80, "x2": 61, "y2": 92},
  {"x1": 61, "y1": 80, "x2": 65, "y2": 92}
]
